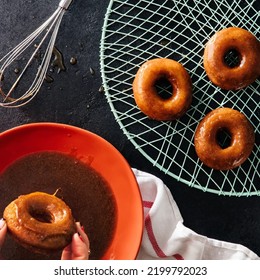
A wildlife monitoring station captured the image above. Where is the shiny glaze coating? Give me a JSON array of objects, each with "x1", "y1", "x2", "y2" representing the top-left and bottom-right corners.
[
  {"x1": 133, "y1": 58, "x2": 192, "y2": 121},
  {"x1": 194, "y1": 108, "x2": 255, "y2": 170},
  {"x1": 3, "y1": 192, "x2": 76, "y2": 254},
  {"x1": 204, "y1": 27, "x2": 260, "y2": 90}
]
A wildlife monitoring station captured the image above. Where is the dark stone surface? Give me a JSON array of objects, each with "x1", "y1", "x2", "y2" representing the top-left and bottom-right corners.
[{"x1": 0, "y1": 0, "x2": 259, "y2": 258}]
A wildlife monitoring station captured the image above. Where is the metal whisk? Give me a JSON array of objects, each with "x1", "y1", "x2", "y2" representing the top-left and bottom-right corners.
[{"x1": 0, "y1": 0, "x2": 73, "y2": 108}]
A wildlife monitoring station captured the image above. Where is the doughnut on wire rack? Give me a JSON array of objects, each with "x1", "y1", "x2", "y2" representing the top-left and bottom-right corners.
[{"x1": 100, "y1": 0, "x2": 260, "y2": 196}]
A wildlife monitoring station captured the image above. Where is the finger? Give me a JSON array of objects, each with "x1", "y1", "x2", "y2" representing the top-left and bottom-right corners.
[
  {"x1": 70, "y1": 232, "x2": 89, "y2": 260},
  {"x1": 75, "y1": 222, "x2": 90, "y2": 248},
  {"x1": 61, "y1": 244, "x2": 72, "y2": 260},
  {"x1": 0, "y1": 219, "x2": 7, "y2": 248},
  {"x1": 61, "y1": 222, "x2": 91, "y2": 260}
]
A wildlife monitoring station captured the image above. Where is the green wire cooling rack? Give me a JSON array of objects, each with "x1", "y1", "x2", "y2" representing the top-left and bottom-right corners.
[{"x1": 100, "y1": 0, "x2": 260, "y2": 196}]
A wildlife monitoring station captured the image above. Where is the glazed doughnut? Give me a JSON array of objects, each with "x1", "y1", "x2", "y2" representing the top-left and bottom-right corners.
[
  {"x1": 3, "y1": 191, "x2": 76, "y2": 254},
  {"x1": 133, "y1": 58, "x2": 192, "y2": 121},
  {"x1": 194, "y1": 108, "x2": 255, "y2": 170},
  {"x1": 203, "y1": 27, "x2": 260, "y2": 90}
]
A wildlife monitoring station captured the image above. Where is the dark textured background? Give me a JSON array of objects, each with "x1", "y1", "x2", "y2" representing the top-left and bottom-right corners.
[{"x1": 0, "y1": 0, "x2": 259, "y2": 258}]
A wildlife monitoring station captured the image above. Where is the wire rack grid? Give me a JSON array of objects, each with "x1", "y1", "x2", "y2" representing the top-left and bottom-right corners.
[{"x1": 100, "y1": 0, "x2": 260, "y2": 196}]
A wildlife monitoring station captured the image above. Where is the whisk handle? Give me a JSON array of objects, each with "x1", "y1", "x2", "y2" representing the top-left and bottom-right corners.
[{"x1": 59, "y1": 0, "x2": 73, "y2": 9}]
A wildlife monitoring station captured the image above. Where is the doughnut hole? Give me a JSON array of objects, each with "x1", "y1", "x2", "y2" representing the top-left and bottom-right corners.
[
  {"x1": 29, "y1": 205, "x2": 54, "y2": 223},
  {"x1": 154, "y1": 77, "x2": 173, "y2": 100},
  {"x1": 223, "y1": 49, "x2": 242, "y2": 68},
  {"x1": 216, "y1": 128, "x2": 232, "y2": 149}
]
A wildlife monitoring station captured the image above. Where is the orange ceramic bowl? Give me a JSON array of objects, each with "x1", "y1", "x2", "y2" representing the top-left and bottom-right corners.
[{"x1": 0, "y1": 123, "x2": 143, "y2": 260}]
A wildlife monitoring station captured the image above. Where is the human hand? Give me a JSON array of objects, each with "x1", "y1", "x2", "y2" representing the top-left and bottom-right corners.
[
  {"x1": 0, "y1": 218, "x2": 7, "y2": 258},
  {"x1": 1, "y1": 218, "x2": 90, "y2": 260},
  {"x1": 61, "y1": 222, "x2": 90, "y2": 260}
]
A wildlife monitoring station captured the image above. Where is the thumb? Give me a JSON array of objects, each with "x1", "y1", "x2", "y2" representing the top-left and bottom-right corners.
[
  {"x1": 70, "y1": 232, "x2": 89, "y2": 260},
  {"x1": 0, "y1": 219, "x2": 7, "y2": 248},
  {"x1": 61, "y1": 222, "x2": 90, "y2": 260}
]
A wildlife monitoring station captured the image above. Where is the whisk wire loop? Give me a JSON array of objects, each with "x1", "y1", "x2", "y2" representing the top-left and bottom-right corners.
[{"x1": 23, "y1": 11, "x2": 65, "y2": 106}]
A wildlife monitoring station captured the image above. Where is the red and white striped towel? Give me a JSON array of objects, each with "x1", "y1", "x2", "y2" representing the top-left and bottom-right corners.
[{"x1": 133, "y1": 169, "x2": 259, "y2": 260}]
